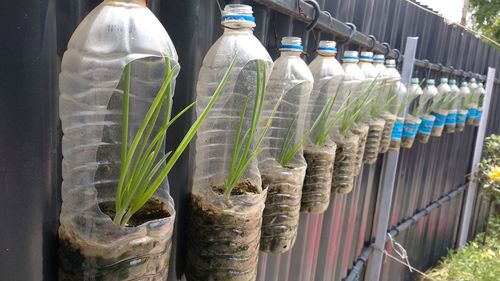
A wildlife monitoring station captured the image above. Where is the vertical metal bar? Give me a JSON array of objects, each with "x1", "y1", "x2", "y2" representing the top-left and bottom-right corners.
[
  {"x1": 458, "y1": 67, "x2": 497, "y2": 246},
  {"x1": 365, "y1": 36, "x2": 418, "y2": 281}
]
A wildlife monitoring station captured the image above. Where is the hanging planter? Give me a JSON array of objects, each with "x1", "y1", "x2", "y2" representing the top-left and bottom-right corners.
[
  {"x1": 472, "y1": 82, "x2": 486, "y2": 127},
  {"x1": 57, "y1": 1, "x2": 233, "y2": 279},
  {"x1": 417, "y1": 114, "x2": 436, "y2": 143},
  {"x1": 431, "y1": 78, "x2": 451, "y2": 137},
  {"x1": 332, "y1": 132, "x2": 359, "y2": 193},
  {"x1": 186, "y1": 5, "x2": 273, "y2": 280},
  {"x1": 389, "y1": 116, "x2": 405, "y2": 151},
  {"x1": 444, "y1": 79, "x2": 460, "y2": 133},
  {"x1": 401, "y1": 115, "x2": 421, "y2": 148},
  {"x1": 352, "y1": 122, "x2": 370, "y2": 174},
  {"x1": 466, "y1": 78, "x2": 479, "y2": 126},
  {"x1": 364, "y1": 118, "x2": 385, "y2": 164},
  {"x1": 379, "y1": 112, "x2": 397, "y2": 153},
  {"x1": 456, "y1": 81, "x2": 471, "y2": 132},
  {"x1": 415, "y1": 79, "x2": 438, "y2": 143},
  {"x1": 259, "y1": 37, "x2": 313, "y2": 253},
  {"x1": 300, "y1": 40, "x2": 344, "y2": 214}
]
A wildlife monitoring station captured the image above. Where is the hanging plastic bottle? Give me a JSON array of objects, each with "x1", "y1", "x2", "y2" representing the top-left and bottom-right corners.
[
  {"x1": 379, "y1": 59, "x2": 400, "y2": 153},
  {"x1": 259, "y1": 37, "x2": 313, "y2": 253},
  {"x1": 401, "y1": 78, "x2": 423, "y2": 149},
  {"x1": 359, "y1": 51, "x2": 385, "y2": 164},
  {"x1": 416, "y1": 79, "x2": 438, "y2": 143},
  {"x1": 330, "y1": 50, "x2": 364, "y2": 194},
  {"x1": 472, "y1": 82, "x2": 486, "y2": 126},
  {"x1": 444, "y1": 79, "x2": 460, "y2": 133},
  {"x1": 302, "y1": 40, "x2": 344, "y2": 213},
  {"x1": 58, "y1": 0, "x2": 178, "y2": 279},
  {"x1": 187, "y1": 5, "x2": 273, "y2": 281},
  {"x1": 384, "y1": 59, "x2": 406, "y2": 151},
  {"x1": 456, "y1": 81, "x2": 470, "y2": 132},
  {"x1": 466, "y1": 78, "x2": 479, "y2": 125},
  {"x1": 430, "y1": 78, "x2": 451, "y2": 137}
]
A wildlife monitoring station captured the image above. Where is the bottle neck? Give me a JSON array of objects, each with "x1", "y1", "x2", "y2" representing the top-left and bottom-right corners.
[
  {"x1": 223, "y1": 27, "x2": 254, "y2": 34},
  {"x1": 105, "y1": 0, "x2": 146, "y2": 5},
  {"x1": 280, "y1": 50, "x2": 302, "y2": 56}
]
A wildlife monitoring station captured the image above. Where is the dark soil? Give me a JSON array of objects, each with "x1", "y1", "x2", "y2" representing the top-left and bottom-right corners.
[
  {"x1": 211, "y1": 180, "x2": 260, "y2": 196},
  {"x1": 456, "y1": 123, "x2": 465, "y2": 132},
  {"x1": 332, "y1": 134, "x2": 358, "y2": 194},
  {"x1": 444, "y1": 124, "x2": 456, "y2": 133},
  {"x1": 99, "y1": 198, "x2": 171, "y2": 227},
  {"x1": 417, "y1": 133, "x2": 430, "y2": 144},
  {"x1": 401, "y1": 136, "x2": 415, "y2": 148},
  {"x1": 389, "y1": 140, "x2": 401, "y2": 151}
]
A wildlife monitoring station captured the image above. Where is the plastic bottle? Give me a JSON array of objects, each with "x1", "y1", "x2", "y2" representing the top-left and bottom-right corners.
[
  {"x1": 302, "y1": 40, "x2": 343, "y2": 213},
  {"x1": 187, "y1": 5, "x2": 273, "y2": 281},
  {"x1": 259, "y1": 37, "x2": 313, "y2": 253},
  {"x1": 333, "y1": 50, "x2": 365, "y2": 192},
  {"x1": 58, "y1": 0, "x2": 178, "y2": 279},
  {"x1": 379, "y1": 59, "x2": 400, "y2": 153},
  {"x1": 456, "y1": 81, "x2": 470, "y2": 132},
  {"x1": 467, "y1": 78, "x2": 479, "y2": 125},
  {"x1": 430, "y1": 78, "x2": 451, "y2": 137},
  {"x1": 385, "y1": 60, "x2": 407, "y2": 151},
  {"x1": 444, "y1": 79, "x2": 460, "y2": 133},
  {"x1": 359, "y1": 51, "x2": 385, "y2": 164},
  {"x1": 401, "y1": 78, "x2": 423, "y2": 148},
  {"x1": 472, "y1": 82, "x2": 486, "y2": 126},
  {"x1": 417, "y1": 79, "x2": 438, "y2": 143}
]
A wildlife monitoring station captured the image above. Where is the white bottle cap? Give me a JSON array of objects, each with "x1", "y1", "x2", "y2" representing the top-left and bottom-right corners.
[
  {"x1": 342, "y1": 50, "x2": 359, "y2": 62},
  {"x1": 280, "y1": 36, "x2": 303, "y2": 52},
  {"x1": 360, "y1": 51, "x2": 373, "y2": 62},
  {"x1": 385, "y1": 59, "x2": 396, "y2": 67},
  {"x1": 470, "y1": 78, "x2": 476, "y2": 83},
  {"x1": 373, "y1": 54, "x2": 385, "y2": 63},
  {"x1": 427, "y1": 79, "x2": 435, "y2": 85},
  {"x1": 410, "y1": 78, "x2": 419, "y2": 84},
  {"x1": 461, "y1": 81, "x2": 468, "y2": 87},
  {"x1": 222, "y1": 4, "x2": 256, "y2": 28},
  {"x1": 449, "y1": 79, "x2": 456, "y2": 85},
  {"x1": 317, "y1": 40, "x2": 337, "y2": 54},
  {"x1": 440, "y1": 77, "x2": 448, "y2": 83}
]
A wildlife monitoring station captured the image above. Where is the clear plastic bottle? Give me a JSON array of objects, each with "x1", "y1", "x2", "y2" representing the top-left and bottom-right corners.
[
  {"x1": 472, "y1": 82, "x2": 486, "y2": 126},
  {"x1": 187, "y1": 5, "x2": 273, "y2": 281},
  {"x1": 417, "y1": 79, "x2": 438, "y2": 143},
  {"x1": 430, "y1": 78, "x2": 451, "y2": 137},
  {"x1": 401, "y1": 78, "x2": 423, "y2": 148},
  {"x1": 335, "y1": 50, "x2": 365, "y2": 191},
  {"x1": 467, "y1": 78, "x2": 479, "y2": 125},
  {"x1": 379, "y1": 59, "x2": 400, "y2": 153},
  {"x1": 259, "y1": 37, "x2": 313, "y2": 253},
  {"x1": 444, "y1": 79, "x2": 460, "y2": 133},
  {"x1": 58, "y1": 0, "x2": 178, "y2": 279},
  {"x1": 384, "y1": 60, "x2": 406, "y2": 151},
  {"x1": 302, "y1": 40, "x2": 343, "y2": 213},
  {"x1": 456, "y1": 81, "x2": 470, "y2": 132},
  {"x1": 359, "y1": 51, "x2": 385, "y2": 164}
]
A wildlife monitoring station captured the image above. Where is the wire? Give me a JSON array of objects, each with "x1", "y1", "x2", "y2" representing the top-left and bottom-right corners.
[{"x1": 404, "y1": 0, "x2": 500, "y2": 48}]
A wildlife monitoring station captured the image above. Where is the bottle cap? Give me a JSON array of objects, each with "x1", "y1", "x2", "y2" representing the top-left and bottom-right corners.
[
  {"x1": 470, "y1": 78, "x2": 476, "y2": 83},
  {"x1": 342, "y1": 50, "x2": 359, "y2": 62},
  {"x1": 360, "y1": 51, "x2": 373, "y2": 62},
  {"x1": 427, "y1": 79, "x2": 435, "y2": 86},
  {"x1": 461, "y1": 81, "x2": 468, "y2": 87},
  {"x1": 373, "y1": 54, "x2": 385, "y2": 63},
  {"x1": 440, "y1": 77, "x2": 448, "y2": 83},
  {"x1": 385, "y1": 59, "x2": 396, "y2": 67},
  {"x1": 410, "y1": 78, "x2": 419, "y2": 84},
  {"x1": 317, "y1": 40, "x2": 337, "y2": 54},
  {"x1": 449, "y1": 79, "x2": 456, "y2": 85},
  {"x1": 222, "y1": 4, "x2": 256, "y2": 27},
  {"x1": 280, "y1": 37, "x2": 303, "y2": 51}
]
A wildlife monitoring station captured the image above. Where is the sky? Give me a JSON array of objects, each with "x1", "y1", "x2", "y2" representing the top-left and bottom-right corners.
[{"x1": 417, "y1": 0, "x2": 465, "y2": 23}]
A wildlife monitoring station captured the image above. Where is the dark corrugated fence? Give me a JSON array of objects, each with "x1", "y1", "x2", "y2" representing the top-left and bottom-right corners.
[{"x1": 0, "y1": 0, "x2": 499, "y2": 280}]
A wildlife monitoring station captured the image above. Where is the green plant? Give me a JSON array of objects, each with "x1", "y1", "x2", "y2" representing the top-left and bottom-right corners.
[
  {"x1": 477, "y1": 134, "x2": 500, "y2": 203},
  {"x1": 277, "y1": 116, "x2": 307, "y2": 167},
  {"x1": 224, "y1": 60, "x2": 273, "y2": 196},
  {"x1": 340, "y1": 79, "x2": 379, "y2": 135},
  {"x1": 425, "y1": 215, "x2": 500, "y2": 281},
  {"x1": 113, "y1": 57, "x2": 235, "y2": 226}
]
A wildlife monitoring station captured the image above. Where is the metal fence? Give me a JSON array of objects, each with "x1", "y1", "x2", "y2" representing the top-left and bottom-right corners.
[{"x1": 0, "y1": 0, "x2": 499, "y2": 280}]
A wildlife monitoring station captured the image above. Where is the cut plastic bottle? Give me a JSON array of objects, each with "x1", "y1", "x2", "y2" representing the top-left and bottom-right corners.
[
  {"x1": 359, "y1": 51, "x2": 385, "y2": 164},
  {"x1": 186, "y1": 5, "x2": 273, "y2": 281},
  {"x1": 431, "y1": 78, "x2": 451, "y2": 137},
  {"x1": 58, "y1": 0, "x2": 178, "y2": 279},
  {"x1": 444, "y1": 79, "x2": 460, "y2": 133},
  {"x1": 385, "y1": 60, "x2": 407, "y2": 151},
  {"x1": 375, "y1": 56, "x2": 397, "y2": 153},
  {"x1": 466, "y1": 78, "x2": 479, "y2": 125},
  {"x1": 472, "y1": 82, "x2": 486, "y2": 126},
  {"x1": 456, "y1": 81, "x2": 470, "y2": 132},
  {"x1": 401, "y1": 78, "x2": 423, "y2": 149},
  {"x1": 259, "y1": 37, "x2": 313, "y2": 253},
  {"x1": 416, "y1": 79, "x2": 438, "y2": 143},
  {"x1": 301, "y1": 40, "x2": 344, "y2": 213}
]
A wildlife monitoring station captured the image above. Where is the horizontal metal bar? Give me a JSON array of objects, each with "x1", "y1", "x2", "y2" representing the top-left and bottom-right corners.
[
  {"x1": 344, "y1": 183, "x2": 468, "y2": 281},
  {"x1": 414, "y1": 59, "x2": 488, "y2": 81},
  {"x1": 252, "y1": 0, "x2": 398, "y2": 58}
]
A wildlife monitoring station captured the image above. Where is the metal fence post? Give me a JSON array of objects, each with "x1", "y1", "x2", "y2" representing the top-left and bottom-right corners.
[
  {"x1": 365, "y1": 37, "x2": 419, "y2": 281},
  {"x1": 457, "y1": 67, "x2": 497, "y2": 246}
]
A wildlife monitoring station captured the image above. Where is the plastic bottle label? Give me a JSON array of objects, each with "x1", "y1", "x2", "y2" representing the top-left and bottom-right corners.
[
  {"x1": 391, "y1": 120, "x2": 404, "y2": 141},
  {"x1": 468, "y1": 108, "x2": 477, "y2": 120},
  {"x1": 418, "y1": 117, "x2": 434, "y2": 135},
  {"x1": 457, "y1": 113, "x2": 467, "y2": 125},
  {"x1": 475, "y1": 110, "x2": 482, "y2": 121},
  {"x1": 402, "y1": 122, "x2": 419, "y2": 139},
  {"x1": 431, "y1": 112, "x2": 446, "y2": 128},
  {"x1": 445, "y1": 113, "x2": 457, "y2": 126}
]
